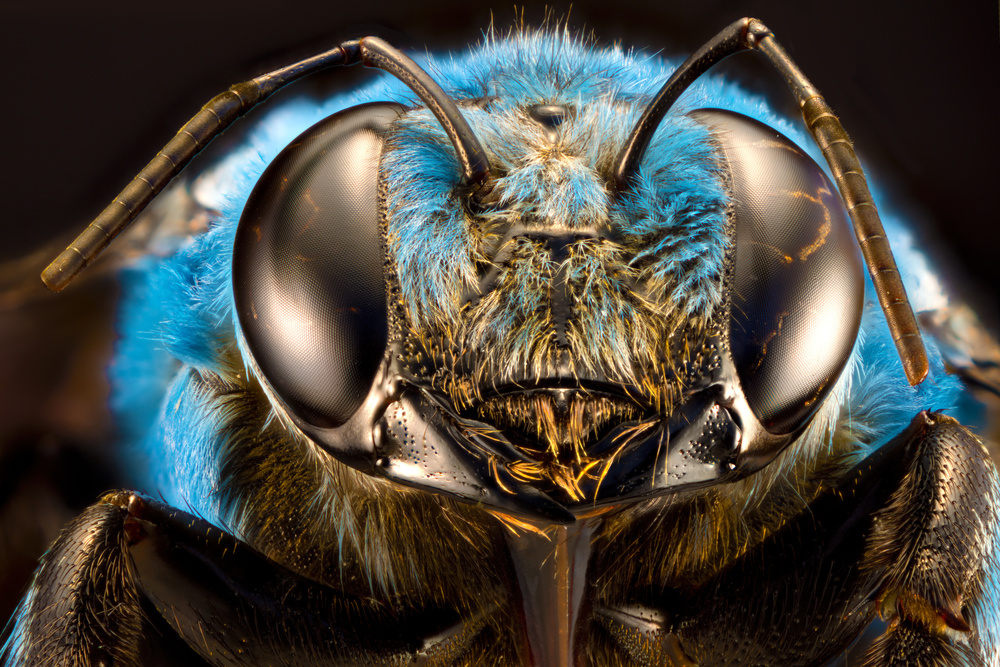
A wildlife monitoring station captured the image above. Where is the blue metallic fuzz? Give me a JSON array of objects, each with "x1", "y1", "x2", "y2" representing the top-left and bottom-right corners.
[
  {"x1": 106, "y1": 29, "x2": 966, "y2": 520},
  {"x1": 3, "y1": 25, "x2": 983, "y2": 666}
]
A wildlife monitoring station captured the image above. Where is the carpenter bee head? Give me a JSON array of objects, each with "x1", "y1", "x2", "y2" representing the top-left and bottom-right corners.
[{"x1": 231, "y1": 32, "x2": 864, "y2": 522}]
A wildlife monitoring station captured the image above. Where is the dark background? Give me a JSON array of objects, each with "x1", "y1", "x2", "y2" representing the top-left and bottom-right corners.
[{"x1": 2, "y1": 1, "x2": 998, "y2": 317}]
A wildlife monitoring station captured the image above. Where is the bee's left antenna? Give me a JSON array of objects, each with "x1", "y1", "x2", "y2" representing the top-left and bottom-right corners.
[
  {"x1": 42, "y1": 37, "x2": 489, "y2": 293},
  {"x1": 613, "y1": 18, "x2": 929, "y2": 386}
]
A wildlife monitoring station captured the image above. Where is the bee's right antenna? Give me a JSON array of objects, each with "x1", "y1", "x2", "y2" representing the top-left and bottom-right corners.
[
  {"x1": 41, "y1": 37, "x2": 490, "y2": 294},
  {"x1": 614, "y1": 17, "x2": 929, "y2": 386}
]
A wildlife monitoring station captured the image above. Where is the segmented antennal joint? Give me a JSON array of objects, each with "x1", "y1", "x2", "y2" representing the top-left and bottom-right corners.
[
  {"x1": 41, "y1": 36, "x2": 490, "y2": 293},
  {"x1": 613, "y1": 17, "x2": 928, "y2": 385}
]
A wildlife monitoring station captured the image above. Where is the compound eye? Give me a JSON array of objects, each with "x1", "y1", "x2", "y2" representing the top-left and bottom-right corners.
[
  {"x1": 692, "y1": 109, "x2": 864, "y2": 435},
  {"x1": 233, "y1": 102, "x2": 403, "y2": 428}
]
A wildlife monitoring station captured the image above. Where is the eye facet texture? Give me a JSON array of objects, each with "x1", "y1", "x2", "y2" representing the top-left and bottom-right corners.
[
  {"x1": 233, "y1": 103, "x2": 403, "y2": 428},
  {"x1": 694, "y1": 109, "x2": 864, "y2": 435}
]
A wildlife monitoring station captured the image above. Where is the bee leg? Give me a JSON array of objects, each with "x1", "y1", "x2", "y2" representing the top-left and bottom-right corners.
[
  {"x1": 120, "y1": 493, "x2": 486, "y2": 665},
  {"x1": 4, "y1": 492, "x2": 487, "y2": 667},
  {"x1": 596, "y1": 412, "x2": 998, "y2": 665},
  {"x1": 2, "y1": 491, "x2": 206, "y2": 667},
  {"x1": 860, "y1": 412, "x2": 999, "y2": 665}
]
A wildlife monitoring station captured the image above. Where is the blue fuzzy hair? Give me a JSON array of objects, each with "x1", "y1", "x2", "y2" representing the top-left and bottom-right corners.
[{"x1": 108, "y1": 27, "x2": 967, "y2": 525}]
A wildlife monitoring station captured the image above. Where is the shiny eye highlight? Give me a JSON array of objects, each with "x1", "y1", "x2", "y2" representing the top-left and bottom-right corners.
[
  {"x1": 232, "y1": 103, "x2": 403, "y2": 428},
  {"x1": 693, "y1": 109, "x2": 864, "y2": 435}
]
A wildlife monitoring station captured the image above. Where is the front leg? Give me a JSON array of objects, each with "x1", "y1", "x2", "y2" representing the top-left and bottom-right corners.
[
  {"x1": 4, "y1": 493, "x2": 487, "y2": 666},
  {"x1": 593, "y1": 411, "x2": 999, "y2": 665},
  {"x1": 863, "y1": 413, "x2": 1000, "y2": 665},
  {"x1": 3, "y1": 495, "x2": 156, "y2": 667}
]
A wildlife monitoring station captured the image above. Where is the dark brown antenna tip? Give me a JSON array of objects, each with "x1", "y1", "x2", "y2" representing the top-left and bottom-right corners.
[
  {"x1": 42, "y1": 247, "x2": 86, "y2": 292},
  {"x1": 901, "y1": 336, "x2": 931, "y2": 385}
]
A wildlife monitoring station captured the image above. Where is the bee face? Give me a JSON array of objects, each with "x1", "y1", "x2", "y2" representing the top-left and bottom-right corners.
[
  {"x1": 231, "y1": 33, "x2": 865, "y2": 517},
  {"x1": 386, "y1": 88, "x2": 730, "y2": 477}
]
